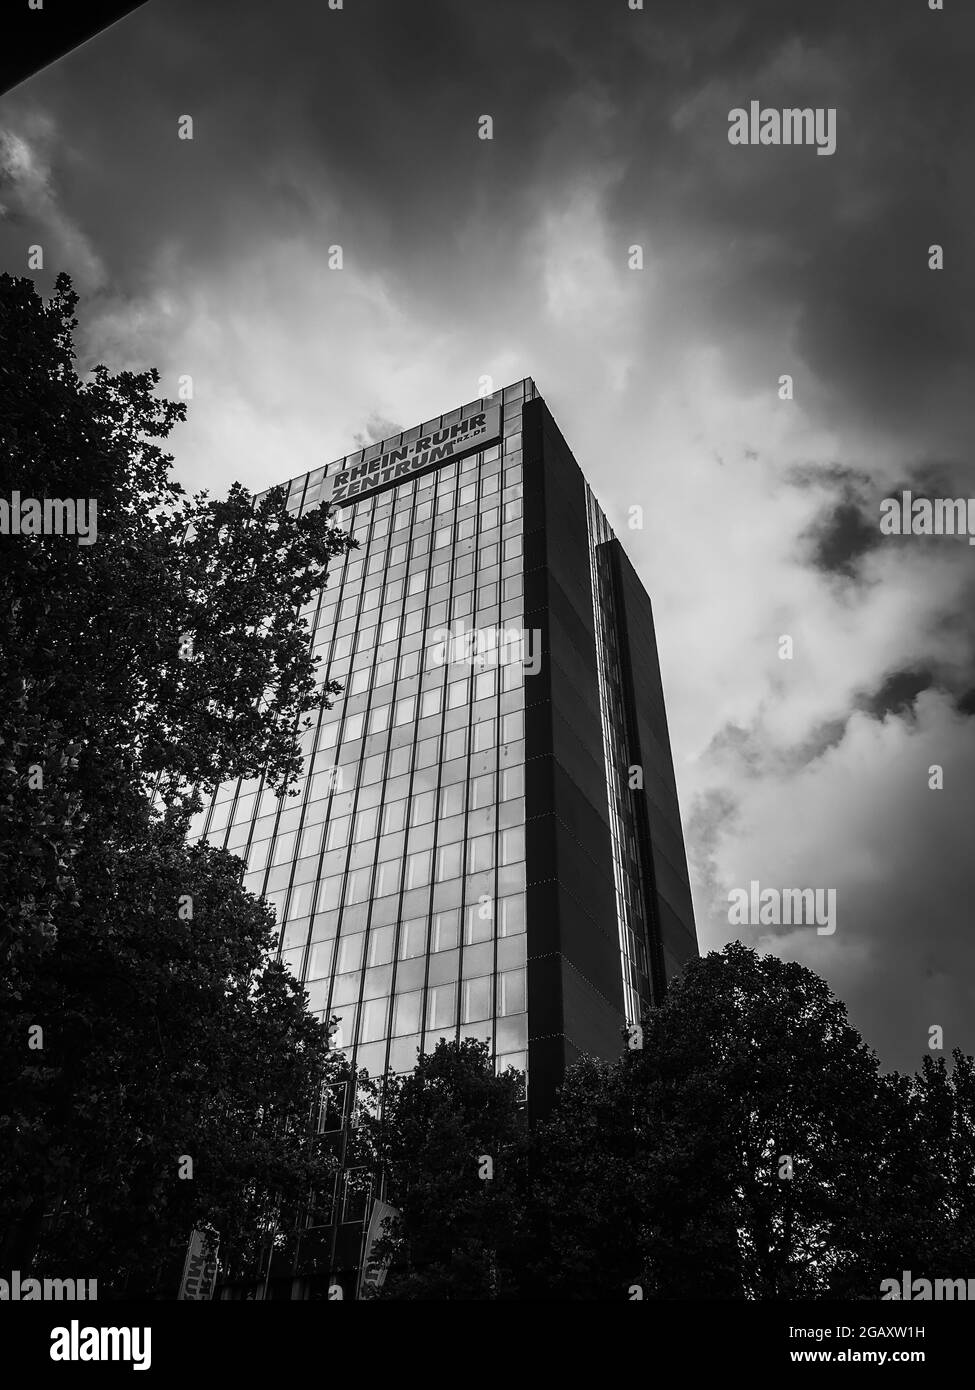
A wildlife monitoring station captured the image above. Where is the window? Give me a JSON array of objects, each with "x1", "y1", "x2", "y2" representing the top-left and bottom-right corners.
[
  {"x1": 432, "y1": 910, "x2": 460, "y2": 952},
  {"x1": 474, "y1": 670, "x2": 497, "y2": 702},
  {"x1": 499, "y1": 968, "x2": 526, "y2": 1016},
  {"x1": 336, "y1": 932, "x2": 365, "y2": 974},
  {"x1": 360, "y1": 996, "x2": 390, "y2": 1044},
  {"x1": 470, "y1": 773, "x2": 496, "y2": 809},
  {"x1": 381, "y1": 800, "x2": 407, "y2": 834},
  {"x1": 353, "y1": 807, "x2": 378, "y2": 842},
  {"x1": 502, "y1": 766, "x2": 524, "y2": 800},
  {"x1": 393, "y1": 990, "x2": 423, "y2": 1036},
  {"x1": 473, "y1": 718, "x2": 496, "y2": 752},
  {"x1": 500, "y1": 895, "x2": 526, "y2": 936},
  {"x1": 467, "y1": 834, "x2": 494, "y2": 873},
  {"x1": 406, "y1": 850, "x2": 431, "y2": 889},
  {"x1": 325, "y1": 817, "x2": 350, "y2": 851},
  {"x1": 317, "y1": 1080, "x2": 346, "y2": 1136},
  {"x1": 436, "y1": 842, "x2": 462, "y2": 881},
  {"x1": 462, "y1": 976, "x2": 492, "y2": 1023},
  {"x1": 307, "y1": 940, "x2": 333, "y2": 979},
  {"x1": 368, "y1": 704, "x2": 390, "y2": 734},
  {"x1": 444, "y1": 727, "x2": 467, "y2": 760},
  {"x1": 343, "y1": 711, "x2": 364, "y2": 741},
  {"x1": 364, "y1": 925, "x2": 393, "y2": 967},
  {"x1": 439, "y1": 783, "x2": 465, "y2": 818},
  {"x1": 343, "y1": 869, "x2": 371, "y2": 905},
  {"x1": 299, "y1": 824, "x2": 323, "y2": 860},
  {"x1": 316, "y1": 877, "x2": 342, "y2": 913},
  {"x1": 342, "y1": 1169, "x2": 372, "y2": 1224},
  {"x1": 416, "y1": 733, "x2": 439, "y2": 766},
  {"x1": 272, "y1": 831, "x2": 296, "y2": 865},
  {"x1": 374, "y1": 859, "x2": 400, "y2": 898},
  {"x1": 420, "y1": 688, "x2": 443, "y2": 718},
  {"x1": 398, "y1": 918, "x2": 427, "y2": 959},
  {"x1": 502, "y1": 710, "x2": 525, "y2": 742},
  {"x1": 465, "y1": 902, "x2": 493, "y2": 944},
  {"x1": 394, "y1": 696, "x2": 416, "y2": 726},
  {"x1": 503, "y1": 575, "x2": 523, "y2": 602},
  {"x1": 410, "y1": 791, "x2": 436, "y2": 826},
  {"x1": 426, "y1": 983, "x2": 456, "y2": 1031},
  {"x1": 501, "y1": 826, "x2": 525, "y2": 865}
]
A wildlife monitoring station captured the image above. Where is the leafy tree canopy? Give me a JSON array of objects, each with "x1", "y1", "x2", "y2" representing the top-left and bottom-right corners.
[{"x1": 0, "y1": 273, "x2": 353, "y2": 1290}]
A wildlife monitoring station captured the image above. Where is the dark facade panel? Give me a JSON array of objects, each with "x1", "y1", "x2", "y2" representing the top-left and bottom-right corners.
[
  {"x1": 560, "y1": 957, "x2": 626, "y2": 1056},
  {"x1": 523, "y1": 397, "x2": 628, "y2": 1112},
  {"x1": 608, "y1": 539, "x2": 698, "y2": 982}
]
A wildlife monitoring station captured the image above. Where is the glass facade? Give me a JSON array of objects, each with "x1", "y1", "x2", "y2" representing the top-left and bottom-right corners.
[
  {"x1": 188, "y1": 380, "x2": 536, "y2": 1089},
  {"x1": 586, "y1": 493, "x2": 656, "y2": 1025}
]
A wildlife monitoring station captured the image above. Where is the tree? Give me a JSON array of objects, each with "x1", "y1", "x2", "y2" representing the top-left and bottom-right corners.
[
  {"x1": 4, "y1": 810, "x2": 348, "y2": 1295},
  {"x1": 0, "y1": 273, "x2": 353, "y2": 1286},
  {"x1": 357, "y1": 1039, "x2": 530, "y2": 1299},
  {"x1": 0, "y1": 271, "x2": 348, "y2": 985},
  {"x1": 532, "y1": 943, "x2": 968, "y2": 1299},
  {"x1": 897, "y1": 1050, "x2": 975, "y2": 1276}
]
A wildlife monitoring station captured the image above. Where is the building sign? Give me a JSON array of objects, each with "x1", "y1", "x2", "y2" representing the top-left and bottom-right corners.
[
  {"x1": 356, "y1": 1199, "x2": 401, "y2": 1300},
  {"x1": 329, "y1": 405, "x2": 501, "y2": 506},
  {"x1": 177, "y1": 1227, "x2": 219, "y2": 1300}
]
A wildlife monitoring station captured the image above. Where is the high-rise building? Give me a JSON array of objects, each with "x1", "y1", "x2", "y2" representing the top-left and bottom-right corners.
[{"x1": 190, "y1": 377, "x2": 697, "y2": 1294}]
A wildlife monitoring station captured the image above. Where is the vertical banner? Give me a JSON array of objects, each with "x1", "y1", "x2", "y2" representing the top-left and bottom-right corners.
[
  {"x1": 356, "y1": 1200, "x2": 400, "y2": 1300},
  {"x1": 178, "y1": 1227, "x2": 220, "y2": 1300}
]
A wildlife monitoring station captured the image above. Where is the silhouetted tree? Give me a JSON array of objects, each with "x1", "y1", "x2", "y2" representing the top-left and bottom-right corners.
[
  {"x1": 358, "y1": 1039, "x2": 529, "y2": 1299},
  {"x1": 531, "y1": 944, "x2": 973, "y2": 1299},
  {"x1": 0, "y1": 273, "x2": 353, "y2": 1288}
]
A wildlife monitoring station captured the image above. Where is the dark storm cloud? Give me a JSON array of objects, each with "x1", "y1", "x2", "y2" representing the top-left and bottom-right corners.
[
  {"x1": 801, "y1": 496, "x2": 882, "y2": 578},
  {"x1": 787, "y1": 462, "x2": 882, "y2": 579},
  {"x1": 856, "y1": 668, "x2": 934, "y2": 721},
  {"x1": 6, "y1": 0, "x2": 972, "y2": 459}
]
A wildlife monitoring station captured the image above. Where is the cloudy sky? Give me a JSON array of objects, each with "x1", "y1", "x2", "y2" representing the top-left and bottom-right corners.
[{"x1": 2, "y1": 0, "x2": 973, "y2": 1074}]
